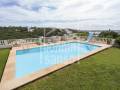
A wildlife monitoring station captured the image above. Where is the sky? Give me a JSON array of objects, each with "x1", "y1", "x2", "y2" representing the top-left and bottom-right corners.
[{"x1": 0, "y1": 0, "x2": 120, "y2": 30}]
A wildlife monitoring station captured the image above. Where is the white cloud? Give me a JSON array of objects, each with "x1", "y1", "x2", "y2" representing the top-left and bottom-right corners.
[{"x1": 0, "y1": 0, "x2": 120, "y2": 30}]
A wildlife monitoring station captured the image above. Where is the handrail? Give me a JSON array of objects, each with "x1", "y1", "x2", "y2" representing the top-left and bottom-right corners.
[{"x1": 0, "y1": 36, "x2": 115, "y2": 47}]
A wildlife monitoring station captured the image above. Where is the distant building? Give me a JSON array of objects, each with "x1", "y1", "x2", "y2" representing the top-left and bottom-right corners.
[
  {"x1": 92, "y1": 32, "x2": 101, "y2": 36},
  {"x1": 27, "y1": 27, "x2": 34, "y2": 32}
]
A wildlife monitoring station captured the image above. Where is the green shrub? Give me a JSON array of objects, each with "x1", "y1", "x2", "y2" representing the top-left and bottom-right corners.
[
  {"x1": 99, "y1": 31, "x2": 118, "y2": 39},
  {"x1": 115, "y1": 36, "x2": 120, "y2": 48},
  {"x1": 76, "y1": 32, "x2": 88, "y2": 36}
]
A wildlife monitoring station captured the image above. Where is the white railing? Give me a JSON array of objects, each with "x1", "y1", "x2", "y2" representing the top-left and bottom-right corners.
[
  {"x1": 0, "y1": 36, "x2": 115, "y2": 48},
  {"x1": 0, "y1": 38, "x2": 42, "y2": 48},
  {"x1": 75, "y1": 36, "x2": 114, "y2": 44}
]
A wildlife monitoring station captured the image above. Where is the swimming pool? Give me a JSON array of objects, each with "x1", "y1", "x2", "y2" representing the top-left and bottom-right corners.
[{"x1": 16, "y1": 42, "x2": 100, "y2": 78}]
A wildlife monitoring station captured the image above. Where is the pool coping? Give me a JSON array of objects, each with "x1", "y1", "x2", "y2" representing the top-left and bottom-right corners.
[{"x1": 0, "y1": 41, "x2": 112, "y2": 90}]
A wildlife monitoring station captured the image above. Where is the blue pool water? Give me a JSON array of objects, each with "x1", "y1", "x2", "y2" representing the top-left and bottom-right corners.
[{"x1": 16, "y1": 42, "x2": 100, "y2": 78}]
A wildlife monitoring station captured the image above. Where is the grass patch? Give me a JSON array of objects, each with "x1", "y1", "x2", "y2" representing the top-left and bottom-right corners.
[
  {"x1": 0, "y1": 48, "x2": 10, "y2": 81},
  {"x1": 17, "y1": 47, "x2": 120, "y2": 90}
]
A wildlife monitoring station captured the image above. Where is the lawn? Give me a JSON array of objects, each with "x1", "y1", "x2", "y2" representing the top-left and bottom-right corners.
[
  {"x1": 0, "y1": 48, "x2": 120, "y2": 90},
  {"x1": 0, "y1": 48, "x2": 10, "y2": 81}
]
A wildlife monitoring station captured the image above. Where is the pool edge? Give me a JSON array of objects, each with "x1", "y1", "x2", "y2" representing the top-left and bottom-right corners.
[{"x1": 0, "y1": 41, "x2": 112, "y2": 90}]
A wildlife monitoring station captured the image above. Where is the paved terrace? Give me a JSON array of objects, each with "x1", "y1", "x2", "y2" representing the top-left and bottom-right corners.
[{"x1": 0, "y1": 40, "x2": 112, "y2": 90}]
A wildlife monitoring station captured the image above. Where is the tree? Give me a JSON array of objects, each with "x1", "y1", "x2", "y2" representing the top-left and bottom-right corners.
[
  {"x1": 76, "y1": 32, "x2": 88, "y2": 36},
  {"x1": 115, "y1": 36, "x2": 120, "y2": 48},
  {"x1": 99, "y1": 31, "x2": 118, "y2": 39}
]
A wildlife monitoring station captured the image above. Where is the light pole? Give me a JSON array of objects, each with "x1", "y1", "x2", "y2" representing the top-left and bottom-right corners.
[{"x1": 44, "y1": 28, "x2": 46, "y2": 44}]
